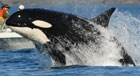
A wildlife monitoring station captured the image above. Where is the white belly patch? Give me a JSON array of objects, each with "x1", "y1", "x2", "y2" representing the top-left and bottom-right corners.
[{"x1": 9, "y1": 26, "x2": 50, "y2": 44}]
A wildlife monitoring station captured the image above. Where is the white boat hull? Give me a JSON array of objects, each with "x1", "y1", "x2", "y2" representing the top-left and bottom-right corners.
[{"x1": 0, "y1": 31, "x2": 35, "y2": 50}]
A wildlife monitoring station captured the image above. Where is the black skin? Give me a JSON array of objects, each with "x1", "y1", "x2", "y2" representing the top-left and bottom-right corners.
[
  {"x1": 6, "y1": 8, "x2": 136, "y2": 66},
  {"x1": 44, "y1": 42, "x2": 66, "y2": 65},
  {"x1": 119, "y1": 47, "x2": 136, "y2": 66}
]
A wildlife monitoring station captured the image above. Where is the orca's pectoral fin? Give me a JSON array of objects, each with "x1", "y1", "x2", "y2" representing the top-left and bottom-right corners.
[
  {"x1": 49, "y1": 50, "x2": 66, "y2": 65},
  {"x1": 44, "y1": 43, "x2": 66, "y2": 66},
  {"x1": 89, "y1": 8, "x2": 116, "y2": 27},
  {"x1": 119, "y1": 47, "x2": 136, "y2": 66},
  {"x1": 119, "y1": 53, "x2": 136, "y2": 66}
]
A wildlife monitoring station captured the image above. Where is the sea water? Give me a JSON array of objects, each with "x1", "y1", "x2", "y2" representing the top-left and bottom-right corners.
[{"x1": 0, "y1": 5, "x2": 140, "y2": 76}]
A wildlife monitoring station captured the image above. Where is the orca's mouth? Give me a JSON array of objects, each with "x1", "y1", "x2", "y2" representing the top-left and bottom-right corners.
[
  {"x1": 6, "y1": 19, "x2": 12, "y2": 26},
  {"x1": 8, "y1": 26, "x2": 15, "y2": 29},
  {"x1": 6, "y1": 18, "x2": 23, "y2": 27},
  {"x1": 6, "y1": 21, "x2": 27, "y2": 28},
  {"x1": 6, "y1": 21, "x2": 18, "y2": 27}
]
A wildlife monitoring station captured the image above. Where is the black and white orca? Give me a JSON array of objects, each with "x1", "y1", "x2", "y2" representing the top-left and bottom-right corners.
[{"x1": 6, "y1": 8, "x2": 136, "y2": 66}]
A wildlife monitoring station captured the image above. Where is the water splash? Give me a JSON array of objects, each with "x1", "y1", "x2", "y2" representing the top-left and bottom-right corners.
[{"x1": 110, "y1": 9, "x2": 140, "y2": 65}]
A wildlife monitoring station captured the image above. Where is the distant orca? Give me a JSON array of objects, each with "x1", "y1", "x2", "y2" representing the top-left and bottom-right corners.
[{"x1": 6, "y1": 8, "x2": 136, "y2": 66}]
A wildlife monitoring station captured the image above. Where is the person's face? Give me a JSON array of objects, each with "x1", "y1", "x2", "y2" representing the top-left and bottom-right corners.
[{"x1": 3, "y1": 7, "x2": 9, "y2": 11}]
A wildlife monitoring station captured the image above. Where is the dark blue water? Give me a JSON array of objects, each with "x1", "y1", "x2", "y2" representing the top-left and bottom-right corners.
[
  {"x1": 1, "y1": 49, "x2": 140, "y2": 76},
  {"x1": 1, "y1": 5, "x2": 140, "y2": 76}
]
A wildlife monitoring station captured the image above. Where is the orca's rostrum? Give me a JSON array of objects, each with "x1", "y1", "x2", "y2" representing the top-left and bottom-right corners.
[{"x1": 6, "y1": 8, "x2": 136, "y2": 66}]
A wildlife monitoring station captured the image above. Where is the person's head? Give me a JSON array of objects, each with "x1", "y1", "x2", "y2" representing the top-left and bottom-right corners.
[
  {"x1": 19, "y1": 5, "x2": 24, "y2": 10},
  {"x1": 1, "y1": 4, "x2": 10, "y2": 11}
]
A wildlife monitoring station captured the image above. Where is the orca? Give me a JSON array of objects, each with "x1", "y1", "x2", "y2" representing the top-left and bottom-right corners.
[{"x1": 6, "y1": 8, "x2": 136, "y2": 66}]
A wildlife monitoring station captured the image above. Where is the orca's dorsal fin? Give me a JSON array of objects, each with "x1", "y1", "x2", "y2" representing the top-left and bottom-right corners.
[{"x1": 90, "y1": 8, "x2": 116, "y2": 28}]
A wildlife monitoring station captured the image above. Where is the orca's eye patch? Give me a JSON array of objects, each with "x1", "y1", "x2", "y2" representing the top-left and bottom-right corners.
[{"x1": 32, "y1": 20, "x2": 52, "y2": 28}]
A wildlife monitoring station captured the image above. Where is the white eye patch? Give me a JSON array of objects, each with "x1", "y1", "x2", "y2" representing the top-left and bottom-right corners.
[{"x1": 32, "y1": 20, "x2": 52, "y2": 28}]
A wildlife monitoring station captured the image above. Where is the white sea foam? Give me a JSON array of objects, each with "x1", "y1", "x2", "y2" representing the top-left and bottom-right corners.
[
  {"x1": 110, "y1": 9, "x2": 140, "y2": 65},
  {"x1": 61, "y1": 22, "x2": 123, "y2": 66}
]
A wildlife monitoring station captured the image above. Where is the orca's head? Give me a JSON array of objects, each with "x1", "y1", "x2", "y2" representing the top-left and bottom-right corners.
[
  {"x1": 6, "y1": 9, "x2": 52, "y2": 44},
  {"x1": 6, "y1": 10, "x2": 32, "y2": 27},
  {"x1": 6, "y1": 9, "x2": 52, "y2": 28}
]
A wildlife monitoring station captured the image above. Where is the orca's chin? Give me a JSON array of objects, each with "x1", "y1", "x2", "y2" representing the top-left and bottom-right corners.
[
  {"x1": 8, "y1": 26, "x2": 14, "y2": 28},
  {"x1": 8, "y1": 26, "x2": 51, "y2": 45}
]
